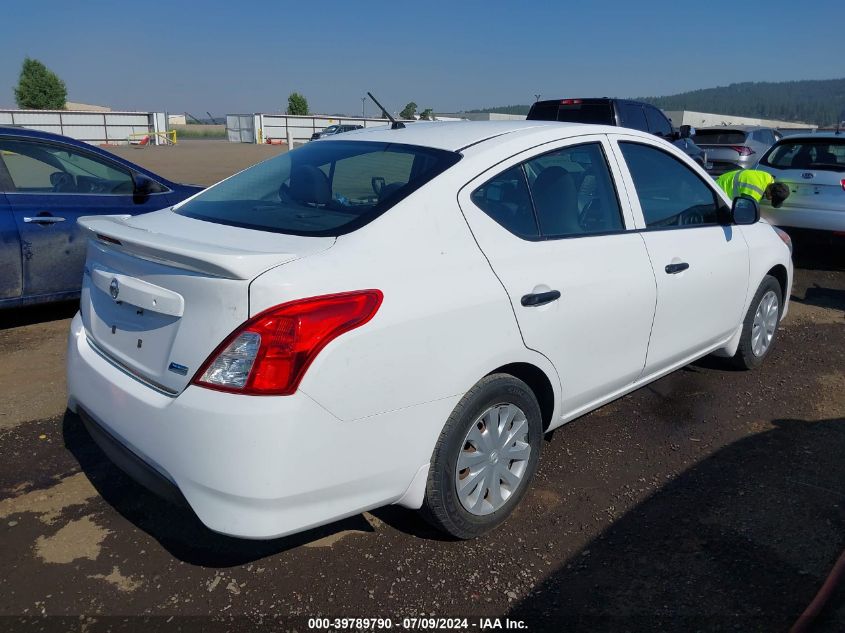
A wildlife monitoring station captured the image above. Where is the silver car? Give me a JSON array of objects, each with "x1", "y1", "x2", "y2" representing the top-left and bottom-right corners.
[
  {"x1": 756, "y1": 133, "x2": 845, "y2": 233},
  {"x1": 693, "y1": 126, "x2": 781, "y2": 176}
]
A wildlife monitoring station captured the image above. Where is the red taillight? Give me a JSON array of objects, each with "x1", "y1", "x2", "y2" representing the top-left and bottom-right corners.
[
  {"x1": 193, "y1": 290, "x2": 383, "y2": 396},
  {"x1": 730, "y1": 146, "x2": 755, "y2": 156},
  {"x1": 840, "y1": 178, "x2": 845, "y2": 191},
  {"x1": 560, "y1": 99, "x2": 582, "y2": 105}
]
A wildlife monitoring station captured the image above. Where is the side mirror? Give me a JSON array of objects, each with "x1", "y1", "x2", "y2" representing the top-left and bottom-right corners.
[
  {"x1": 132, "y1": 173, "x2": 155, "y2": 203},
  {"x1": 731, "y1": 197, "x2": 760, "y2": 225},
  {"x1": 679, "y1": 125, "x2": 692, "y2": 139}
]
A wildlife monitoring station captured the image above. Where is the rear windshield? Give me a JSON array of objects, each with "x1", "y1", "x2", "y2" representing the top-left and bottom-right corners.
[
  {"x1": 760, "y1": 139, "x2": 845, "y2": 172},
  {"x1": 691, "y1": 130, "x2": 748, "y2": 145},
  {"x1": 527, "y1": 102, "x2": 614, "y2": 124},
  {"x1": 175, "y1": 141, "x2": 461, "y2": 236}
]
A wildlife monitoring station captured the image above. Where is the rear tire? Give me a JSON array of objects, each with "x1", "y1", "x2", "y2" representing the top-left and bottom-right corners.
[
  {"x1": 420, "y1": 374, "x2": 542, "y2": 539},
  {"x1": 731, "y1": 275, "x2": 782, "y2": 370}
]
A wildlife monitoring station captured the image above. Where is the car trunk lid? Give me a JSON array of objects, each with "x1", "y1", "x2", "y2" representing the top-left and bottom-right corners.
[
  {"x1": 77, "y1": 210, "x2": 335, "y2": 394},
  {"x1": 760, "y1": 168, "x2": 845, "y2": 212}
]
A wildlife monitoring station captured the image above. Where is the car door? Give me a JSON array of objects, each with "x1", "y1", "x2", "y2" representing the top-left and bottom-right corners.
[
  {"x1": 0, "y1": 191, "x2": 22, "y2": 302},
  {"x1": 0, "y1": 137, "x2": 172, "y2": 299},
  {"x1": 609, "y1": 136, "x2": 749, "y2": 374},
  {"x1": 458, "y1": 136, "x2": 657, "y2": 418}
]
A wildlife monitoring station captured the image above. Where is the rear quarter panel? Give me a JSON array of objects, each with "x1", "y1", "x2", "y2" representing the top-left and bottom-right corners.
[{"x1": 248, "y1": 175, "x2": 562, "y2": 423}]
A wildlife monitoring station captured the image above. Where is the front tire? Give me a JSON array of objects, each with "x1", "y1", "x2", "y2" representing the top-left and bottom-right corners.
[
  {"x1": 732, "y1": 275, "x2": 782, "y2": 370},
  {"x1": 421, "y1": 374, "x2": 542, "y2": 539}
]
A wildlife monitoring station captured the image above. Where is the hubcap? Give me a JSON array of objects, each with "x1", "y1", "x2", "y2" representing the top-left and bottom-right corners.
[
  {"x1": 751, "y1": 290, "x2": 779, "y2": 357},
  {"x1": 455, "y1": 403, "x2": 531, "y2": 516}
]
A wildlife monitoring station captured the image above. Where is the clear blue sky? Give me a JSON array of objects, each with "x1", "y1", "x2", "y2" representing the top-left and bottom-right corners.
[{"x1": 1, "y1": 0, "x2": 841, "y2": 116}]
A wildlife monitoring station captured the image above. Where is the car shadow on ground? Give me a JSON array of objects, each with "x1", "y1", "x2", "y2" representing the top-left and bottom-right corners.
[
  {"x1": 790, "y1": 235, "x2": 844, "y2": 273},
  {"x1": 791, "y1": 284, "x2": 845, "y2": 313},
  {"x1": 62, "y1": 410, "x2": 389, "y2": 566},
  {"x1": 506, "y1": 417, "x2": 845, "y2": 632},
  {"x1": 0, "y1": 300, "x2": 78, "y2": 330}
]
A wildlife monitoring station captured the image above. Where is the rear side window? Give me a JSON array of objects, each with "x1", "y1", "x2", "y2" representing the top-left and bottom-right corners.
[
  {"x1": 470, "y1": 166, "x2": 538, "y2": 237},
  {"x1": 692, "y1": 130, "x2": 748, "y2": 145},
  {"x1": 175, "y1": 141, "x2": 461, "y2": 236},
  {"x1": 619, "y1": 142, "x2": 721, "y2": 228},
  {"x1": 760, "y1": 139, "x2": 845, "y2": 171},
  {"x1": 645, "y1": 107, "x2": 673, "y2": 137},
  {"x1": 618, "y1": 103, "x2": 648, "y2": 132},
  {"x1": 470, "y1": 142, "x2": 624, "y2": 239}
]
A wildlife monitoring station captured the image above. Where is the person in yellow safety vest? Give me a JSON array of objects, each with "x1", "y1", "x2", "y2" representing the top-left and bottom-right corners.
[{"x1": 716, "y1": 169, "x2": 791, "y2": 208}]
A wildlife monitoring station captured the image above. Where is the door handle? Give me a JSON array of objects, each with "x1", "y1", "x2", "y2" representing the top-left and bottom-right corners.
[
  {"x1": 23, "y1": 216, "x2": 66, "y2": 224},
  {"x1": 665, "y1": 262, "x2": 690, "y2": 274},
  {"x1": 521, "y1": 290, "x2": 561, "y2": 307}
]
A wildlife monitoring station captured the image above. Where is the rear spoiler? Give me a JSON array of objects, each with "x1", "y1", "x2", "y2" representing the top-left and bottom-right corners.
[{"x1": 77, "y1": 215, "x2": 296, "y2": 280}]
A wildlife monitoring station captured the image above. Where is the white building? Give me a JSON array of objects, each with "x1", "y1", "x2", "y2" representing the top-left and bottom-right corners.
[{"x1": 665, "y1": 110, "x2": 815, "y2": 130}]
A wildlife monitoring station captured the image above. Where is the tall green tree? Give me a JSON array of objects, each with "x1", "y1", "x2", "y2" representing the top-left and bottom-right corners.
[
  {"x1": 399, "y1": 102, "x2": 417, "y2": 120},
  {"x1": 14, "y1": 58, "x2": 67, "y2": 110},
  {"x1": 419, "y1": 108, "x2": 434, "y2": 121},
  {"x1": 286, "y1": 92, "x2": 309, "y2": 116}
]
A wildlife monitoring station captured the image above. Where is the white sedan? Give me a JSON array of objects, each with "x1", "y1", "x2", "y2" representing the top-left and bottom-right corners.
[{"x1": 66, "y1": 121, "x2": 792, "y2": 540}]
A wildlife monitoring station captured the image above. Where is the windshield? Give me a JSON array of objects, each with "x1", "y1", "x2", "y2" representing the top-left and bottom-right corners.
[
  {"x1": 175, "y1": 141, "x2": 461, "y2": 236},
  {"x1": 691, "y1": 130, "x2": 748, "y2": 145},
  {"x1": 760, "y1": 139, "x2": 845, "y2": 172}
]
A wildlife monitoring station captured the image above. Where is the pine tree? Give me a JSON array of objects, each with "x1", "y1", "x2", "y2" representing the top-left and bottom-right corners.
[
  {"x1": 286, "y1": 92, "x2": 309, "y2": 116},
  {"x1": 14, "y1": 58, "x2": 67, "y2": 110}
]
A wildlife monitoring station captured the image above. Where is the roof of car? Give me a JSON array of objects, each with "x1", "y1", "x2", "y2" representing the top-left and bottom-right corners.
[
  {"x1": 326, "y1": 120, "x2": 617, "y2": 152},
  {"x1": 695, "y1": 125, "x2": 775, "y2": 132},
  {"x1": 773, "y1": 132, "x2": 844, "y2": 141}
]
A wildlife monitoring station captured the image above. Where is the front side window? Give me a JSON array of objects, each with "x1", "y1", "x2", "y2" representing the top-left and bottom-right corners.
[
  {"x1": 176, "y1": 140, "x2": 461, "y2": 236},
  {"x1": 619, "y1": 142, "x2": 721, "y2": 228},
  {"x1": 0, "y1": 139, "x2": 135, "y2": 194},
  {"x1": 470, "y1": 142, "x2": 624, "y2": 239}
]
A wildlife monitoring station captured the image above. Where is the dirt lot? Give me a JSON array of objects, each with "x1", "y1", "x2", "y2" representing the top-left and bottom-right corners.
[
  {"x1": 0, "y1": 144, "x2": 843, "y2": 632},
  {"x1": 107, "y1": 139, "x2": 288, "y2": 186}
]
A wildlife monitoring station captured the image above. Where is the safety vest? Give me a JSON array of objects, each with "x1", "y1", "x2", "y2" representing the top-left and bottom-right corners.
[{"x1": 716, "y1": 169, "x2": 774, "y2": 202}]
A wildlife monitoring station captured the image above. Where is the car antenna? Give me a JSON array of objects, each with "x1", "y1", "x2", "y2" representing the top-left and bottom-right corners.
[{"x1": 367, "y1": 92, "x2": 405, "y2": 129}]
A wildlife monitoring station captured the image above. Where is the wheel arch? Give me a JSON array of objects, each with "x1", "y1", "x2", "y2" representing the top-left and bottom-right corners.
[
  {"x1": 487, "y1": 362, "x2": 556, "y2": 432},
  {"x1": 766, "y1": 264, "x2": 789, "y2": 303}
]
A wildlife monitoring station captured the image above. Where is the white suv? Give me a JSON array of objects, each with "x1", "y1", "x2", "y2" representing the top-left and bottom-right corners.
[{"x1": 67, "y1": 121, "x2": 792, "y2": 540}]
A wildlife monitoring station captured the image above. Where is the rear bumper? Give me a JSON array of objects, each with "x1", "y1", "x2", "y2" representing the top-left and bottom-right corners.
[
  {"x1": 762, "y1": 206, "x2": 845, "y2": 232},
  {"x1": 67, "y1": 313, "x2": 451, "y2": 539}
]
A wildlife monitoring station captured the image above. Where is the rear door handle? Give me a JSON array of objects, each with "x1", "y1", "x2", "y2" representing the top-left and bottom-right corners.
[
  {"x1": 24, "y1": 216, "x2": 66, "y2": 224},
  {"x1": 521, "y1": 290, "x2": 561, "y2": 307},
  {"x1": 665, "y1": 262, "x2": 689, "y2": 274}
]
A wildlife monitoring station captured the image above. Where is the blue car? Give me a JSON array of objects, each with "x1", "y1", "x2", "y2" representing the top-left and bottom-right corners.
[{"x1": 0, "y1": 126, "x2": 203, "y2": 308}]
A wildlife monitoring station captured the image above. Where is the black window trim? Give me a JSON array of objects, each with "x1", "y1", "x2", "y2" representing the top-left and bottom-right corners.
[
  {"x1": 0, "y1": 136, "x2": 171, "y2": 196},
  {"x1": 469, "y1": 139, "x2": 629, "y2": 242},
  {"x1": 617, "y1": 139, "x2": 731, "y2": 232}
]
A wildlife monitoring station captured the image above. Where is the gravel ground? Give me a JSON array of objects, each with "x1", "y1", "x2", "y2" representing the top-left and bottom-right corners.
[{"x1": 0, "y1": 145, "x2": 842, "y2": 632}]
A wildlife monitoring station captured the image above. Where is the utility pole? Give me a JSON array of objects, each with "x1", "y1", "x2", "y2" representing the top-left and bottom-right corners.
[{"x1": 361, "y1": 96, "x2": 367, "y2": 118}]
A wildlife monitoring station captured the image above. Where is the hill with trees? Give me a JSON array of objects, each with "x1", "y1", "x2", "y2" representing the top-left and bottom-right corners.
[{"x1": 468, "y1": 78, "x2": 845, "y2": 125}]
